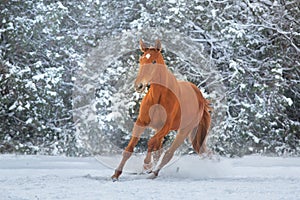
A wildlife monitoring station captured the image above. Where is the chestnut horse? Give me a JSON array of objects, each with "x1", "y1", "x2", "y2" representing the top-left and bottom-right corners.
[{"x1": 111, "y1": 39, "x2": 211, "y2": 180}]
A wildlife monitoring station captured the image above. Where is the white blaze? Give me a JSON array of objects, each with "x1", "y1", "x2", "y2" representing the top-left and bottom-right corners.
[{"x1": 145, "y1": 53, "x2": 151, "y2": 59}]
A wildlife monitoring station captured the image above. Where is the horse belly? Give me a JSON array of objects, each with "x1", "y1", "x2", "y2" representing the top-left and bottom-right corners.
[{"x1": 169, "y1": 103, "x2": 181, "y2": 130}]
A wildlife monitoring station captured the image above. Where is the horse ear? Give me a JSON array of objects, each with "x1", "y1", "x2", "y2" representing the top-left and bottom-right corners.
[
  {"x1": 140, "y1": 39, "x2": 147, "y2": 52},
  {"x1": 155, "y1": 40, "x2": 162, "y2": 51}
]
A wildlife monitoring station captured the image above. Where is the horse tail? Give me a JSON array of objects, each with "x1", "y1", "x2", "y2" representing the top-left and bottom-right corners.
[{"x1": 190, "y1": 85, "x2": 211, "y2": 154}]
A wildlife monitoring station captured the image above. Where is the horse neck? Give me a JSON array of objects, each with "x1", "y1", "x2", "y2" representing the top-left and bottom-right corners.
[{"x1": 153, "y1": 65, "x2": 180, "y2": 96}]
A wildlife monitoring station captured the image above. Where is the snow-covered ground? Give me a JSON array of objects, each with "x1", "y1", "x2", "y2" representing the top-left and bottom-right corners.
[{"x1": 0, "y1": 154, "x2": 299, "y2": 200}]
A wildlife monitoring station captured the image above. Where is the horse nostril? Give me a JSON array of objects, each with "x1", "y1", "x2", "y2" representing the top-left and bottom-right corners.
[{"x1": 137, "y1": 83, "x2": 143, "y2": 90}]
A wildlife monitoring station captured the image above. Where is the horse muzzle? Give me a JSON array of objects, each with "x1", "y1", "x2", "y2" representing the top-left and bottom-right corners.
[{"x1": 135, "y1": 83, "x2": 150, "y2": 93}]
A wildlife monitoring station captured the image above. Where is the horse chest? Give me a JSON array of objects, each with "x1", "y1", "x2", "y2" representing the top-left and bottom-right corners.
[{"x1": 142, "y1": 89, "x2": 180, "y2": 130}]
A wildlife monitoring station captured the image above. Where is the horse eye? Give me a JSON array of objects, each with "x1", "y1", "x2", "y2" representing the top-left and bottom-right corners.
[{"x1": 152, "y1": 60, "x2": 156, "y2": 64}]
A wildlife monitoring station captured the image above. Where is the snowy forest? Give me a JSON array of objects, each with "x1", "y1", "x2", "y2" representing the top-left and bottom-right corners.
[{"x1": 0, "y1": 0, "x2": 299, "y2": 157}]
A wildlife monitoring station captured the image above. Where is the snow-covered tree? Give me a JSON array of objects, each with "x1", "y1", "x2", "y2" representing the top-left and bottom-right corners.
[
  {"x1": 0, "y1": 0, "x2": 299, "y2": 156},
  {"x1": 0, "y1": 1, "x2": 86, "y2": 155}
]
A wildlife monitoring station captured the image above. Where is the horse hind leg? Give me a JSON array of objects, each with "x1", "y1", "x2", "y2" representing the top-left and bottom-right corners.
[{"x1": 149, "y1": 130, "x2": 188, "y2": 179}]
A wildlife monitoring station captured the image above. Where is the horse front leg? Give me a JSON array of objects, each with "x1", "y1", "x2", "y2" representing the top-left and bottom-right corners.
[
  {"x1": 143, "y1": 137, "x2": 163, "y2": 173},
  {"x1": 111, "y1": 124, "x2": 145, "y2": 181}
]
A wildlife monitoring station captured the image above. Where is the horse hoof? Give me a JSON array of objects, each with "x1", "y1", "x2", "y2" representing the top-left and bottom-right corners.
[
  {"x1": 147, "y1": 173, "x2": 157, "y2": 179},
  {"x1": 144, "y1": 169, "x2": 153, "y2": 174},
  {"x1": 111, "y1": 170, "x2": 122, "y2": 182},
  {"x1": 143, "y1": 162, "x2": 153, "y2": 173},
  {"x1": 147, "y1": 170, "x2": 159, "y2": 179},
  {"x1": 111, "y1": 176, "x2": 118, "y2": 182}
]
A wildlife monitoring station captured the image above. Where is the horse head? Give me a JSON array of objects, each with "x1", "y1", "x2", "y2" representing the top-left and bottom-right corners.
[{"x1": 135, "y1": 39, "x2": 166, "y2": 93}]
